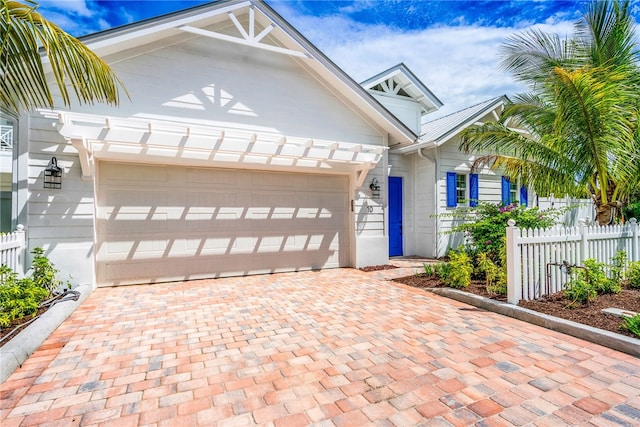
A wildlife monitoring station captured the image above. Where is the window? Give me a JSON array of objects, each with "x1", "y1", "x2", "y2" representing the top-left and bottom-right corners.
[
  {"x1": 502, "y1": 176, "x2": 528, "y2": 206},
  {"x1": 447, "y1": 172, "x2": 479, "y2": 207},
  {"x1": 509, "y1": 180, "x2": 518, "y2": 205},
  {"x1": 456, "y1": 174, "x2": 467, "y2": 204}
]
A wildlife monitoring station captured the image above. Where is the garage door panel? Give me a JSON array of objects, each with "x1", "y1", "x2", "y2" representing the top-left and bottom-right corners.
[
  {"x1": 102, "y1": 163, "x2": 169, "y2": 183},
  {"x1": 96, "y1": 163, "x2": 350, "y2": 286},
  {"x1": 252, "y1": 171, "x2": 297, "y2": 188},
  {"x1": 186, "y1": 168, "x2": 241, "y2": 186},
  {"x1": 105, "y1": 237, "x2": 168, "y2": 255},
  {"x1": 186, "y1": 191, "x2": 237, "y2": 207}
]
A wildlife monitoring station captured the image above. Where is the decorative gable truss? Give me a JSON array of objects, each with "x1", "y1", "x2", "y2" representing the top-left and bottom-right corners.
[
  {"x1": 370, "y1": 78, "x2": 413, "y2": 99},
  {"x1": 178, "y1": 5, "x2": 308, "y2": 58}
]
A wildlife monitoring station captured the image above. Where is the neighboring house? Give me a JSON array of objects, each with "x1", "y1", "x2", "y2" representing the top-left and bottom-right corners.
[{"x1": 3, "y1": 0, "x2": 547, "y2": 287}]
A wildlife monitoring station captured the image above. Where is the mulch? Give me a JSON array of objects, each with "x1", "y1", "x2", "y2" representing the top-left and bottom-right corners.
[{"x1": 393, "y1": 274, "x2": 640, "y2": 340}]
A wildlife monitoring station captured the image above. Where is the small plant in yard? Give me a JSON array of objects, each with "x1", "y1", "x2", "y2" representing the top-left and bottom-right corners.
[
  {"x1": 621, "y1": 313, "x2": 640, "y2": 338},
  {"x1": 563, "y1": 277, "x2": 598, "y2": 307},
  {"x1": 440, "y1": 250, "x2": 473, "y2": 289},
  {"x1": 582, "y1": 258, "x2": 621, "y2": 295},
  {"x1": 475, "y1": 251, "x2": 507, "y2": 296},
  {"x1": 422, "y1": 263, "x2": 436, "y2": 277},
  {"x1": 0, "y1": 266, "x2": 49, "y2": 327},
  {"x1": 445, "y1": 202, "x2": 565, "y2": 266},
  {"x1": 628, "y1": 261, "x2": 640, "y2": 289},
  {"x1": 30, "y1": 247, "x2": 70, "y2": 293},
  {"x1": 0, "y1": 248, "x2": 70, "y2": 329},
  {"x1": 609, "y1": 251, "x2": 626, "y2": 290},
  {"x1": 476, "y1": 252, "x2": 498, "y2": 286}
]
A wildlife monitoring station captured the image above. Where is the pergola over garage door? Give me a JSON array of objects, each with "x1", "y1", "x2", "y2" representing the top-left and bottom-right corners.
[{"x1": 95, "y1": 162, "x2": 350, "y2": 286}]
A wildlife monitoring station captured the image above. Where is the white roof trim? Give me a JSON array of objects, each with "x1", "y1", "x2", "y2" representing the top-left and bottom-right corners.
[{"x1": 52, "y1": 111, "x2": 386, "y2": 178}]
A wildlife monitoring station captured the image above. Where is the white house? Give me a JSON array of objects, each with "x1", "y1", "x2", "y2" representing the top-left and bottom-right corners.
[{"x1": 4, "y1": 0, "x2": 535, "y2": 287}]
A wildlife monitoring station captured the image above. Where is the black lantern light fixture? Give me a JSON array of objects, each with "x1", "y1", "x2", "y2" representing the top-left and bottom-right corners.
[
  {"x1": 369, "y1": 177, "x2": 380, "y2": 199},
  {"x1": 44, "y1": 157, "x2": 63, "y2": 189}
]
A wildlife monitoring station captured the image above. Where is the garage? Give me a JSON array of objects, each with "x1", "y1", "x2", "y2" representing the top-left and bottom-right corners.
[{"x1": 95, "y1": 162, "x2": 350, "y2": 286}]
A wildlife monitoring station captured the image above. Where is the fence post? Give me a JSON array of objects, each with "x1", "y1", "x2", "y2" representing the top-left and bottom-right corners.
[
  {"x1": 506, "y1": 219, "x2": 521, "y2": 305},
  {"x1": 15, "y1": 224, "x2": 26, "y2": 276},
  {"x1": 578, "y1": 218, "x2": 588, "y2": 265},
  {"x1": 630, "y1": 218, "x2": 638, "y2": 262}
]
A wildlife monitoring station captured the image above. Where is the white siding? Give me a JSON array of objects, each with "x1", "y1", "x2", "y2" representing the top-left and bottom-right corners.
[
  {"x1": 62, "y1": 33, "x2": 385, "y2": 146},
  {"x1": 370, "y1": 93, "x2": 422, "y2": 134},
  {"x1": 22, "y1": 25, "x2": 394, "y2": 284},
  {"x1": 25, "y1": 115, "x2": 96, "y2": 285},
  {"x1": 413, "y1": 150, "x2": 437, "y2": 258},
  {"x1": 436, "y1": 135, "x2": 503, "y2": 257}
]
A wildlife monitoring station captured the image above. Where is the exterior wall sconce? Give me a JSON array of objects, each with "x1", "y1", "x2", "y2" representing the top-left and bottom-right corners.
[
  {"x1": 369, "y1": 177, "x2": 380, "y2": 199},
  {"x1": 44, "y1": 157, "x2": 63, "y2": 189}
]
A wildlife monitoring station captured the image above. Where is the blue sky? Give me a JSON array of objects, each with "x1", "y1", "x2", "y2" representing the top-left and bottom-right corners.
[{"x1": 36, "y1": 1, "x2": 635, "y2": 117}]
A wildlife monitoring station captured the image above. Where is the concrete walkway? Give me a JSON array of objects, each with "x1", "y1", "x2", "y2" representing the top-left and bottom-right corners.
[{"x1": 1, "y1": 267, "x2": 639, "y2": 426}]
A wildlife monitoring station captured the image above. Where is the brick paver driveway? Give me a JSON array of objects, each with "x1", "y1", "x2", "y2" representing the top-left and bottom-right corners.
[{"x1": 1, "y1": 268, "x2": 640, "y2": 426}]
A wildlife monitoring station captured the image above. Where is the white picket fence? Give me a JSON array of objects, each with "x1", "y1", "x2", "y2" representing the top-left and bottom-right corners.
[
  {"x1": 0, "y1": 225, "x2": 26, "y2": 276},
  {"x1": 505, "y1": 218, "x2": 639, "y2": 304}
]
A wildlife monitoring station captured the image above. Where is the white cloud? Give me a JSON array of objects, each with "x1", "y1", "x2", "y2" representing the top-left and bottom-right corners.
[
  {"x1": 37, "y1": 0, "x2": 109, "y2": 35},
  {"x1": 277, "y1": 6, "x2": 576, "y2": 119},
  {"x1": 38, "y1": 0, "x2": 93, "y2": 17}
]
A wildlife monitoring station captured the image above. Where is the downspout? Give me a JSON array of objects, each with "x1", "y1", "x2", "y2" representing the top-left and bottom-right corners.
[{"x1": 418, "y1": 145, "x2": 439, "y2": 258}]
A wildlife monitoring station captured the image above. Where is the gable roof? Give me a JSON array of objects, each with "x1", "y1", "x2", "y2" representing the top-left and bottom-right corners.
[
  {"x1": 361, "y1": 63, "x2": 443, "y2": 115},
  {"x1": 76, "y1": 0, "x2": 418, "y2": 146},
  {"x1": 395, "y1": 96, "x2": 507, "y2": 154}
]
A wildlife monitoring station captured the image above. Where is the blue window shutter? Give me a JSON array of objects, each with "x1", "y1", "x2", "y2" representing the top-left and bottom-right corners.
[
  {"x1": 446, "y1": 172, "x2": 457, "y2": 207},
  {"x1": 469, "y1": 173, "x2": 479, "y2": 207},
  {"x1": 520, "y1": 186, "x2": 528, "y2": 207},
  {"x1": 501, "y1": 176, "x2": 510, "y2": 205}
]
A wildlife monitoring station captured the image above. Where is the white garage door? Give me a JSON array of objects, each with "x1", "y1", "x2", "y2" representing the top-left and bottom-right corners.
[{"x1": 95, "y1": 162, "x2": 350, "y2": 286}]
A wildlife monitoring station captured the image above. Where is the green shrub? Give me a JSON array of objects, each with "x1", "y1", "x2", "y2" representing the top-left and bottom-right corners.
[
  {"x1": 423, "y1": 263, "x2": 436, "y2": 277},
  {"x1": 447, "y1": 202, "x2": 564, "y2": 266},
  {"x1": 628, "y1": 261, "x2": 640, "y2": 289},
  {"x1": 30, "y1": 247, "x2": 69, "y2": 293},
  {"x1": 476, "y1": 252, "x2": 498, "y2": 287},
  {"x1": 0, "y1": 248, "x2": 69, "y2": 328},
  {"x1": 441, "y1": 250, "x2": 472, "y2": 289},
  {"x1": 621, "y1": 313, "x2": 640, "y2": 338},
  {"x1": 432, "y1": 262, "x2": 447, "y2": 278},
  {"x1": 0, "y1": 265, "x2": 49, "y2": 328},
  {"x1": 582, "y1": 258, "x2": 621, "y2": 295},
  {"x1": 475, "y1": 251, "x2": 507, "y2": 296},
  {"x1": 563, "y1": 277, "x2": 597, "y2": 306}
]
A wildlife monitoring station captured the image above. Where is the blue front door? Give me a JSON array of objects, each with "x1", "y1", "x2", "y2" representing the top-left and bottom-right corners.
[{"x1": 388, "y1": 176, "x2": 403, "y2": 257}]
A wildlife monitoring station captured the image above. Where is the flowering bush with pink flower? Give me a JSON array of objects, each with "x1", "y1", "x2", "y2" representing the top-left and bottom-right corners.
[{"x1": 450, "y1": 202, "x2": 565, "y2": 265}]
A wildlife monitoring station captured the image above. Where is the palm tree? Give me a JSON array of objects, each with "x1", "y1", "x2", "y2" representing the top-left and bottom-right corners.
[
  {"x1": 1, "y1": 0, "x2": 125, "y2": 115},
  {"x1": 460, "y1": 0, "x2": 640, "y2": 225}
]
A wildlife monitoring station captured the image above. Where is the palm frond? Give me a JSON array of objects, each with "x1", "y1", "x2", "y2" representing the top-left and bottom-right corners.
[{"x1": 0, "y1": 0, "x2": 127, "y2": 114}]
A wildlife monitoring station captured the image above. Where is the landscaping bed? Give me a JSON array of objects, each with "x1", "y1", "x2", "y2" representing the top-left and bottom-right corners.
[{"x1": 393, "y1": 274, "x2": 640, "y2": 340}]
